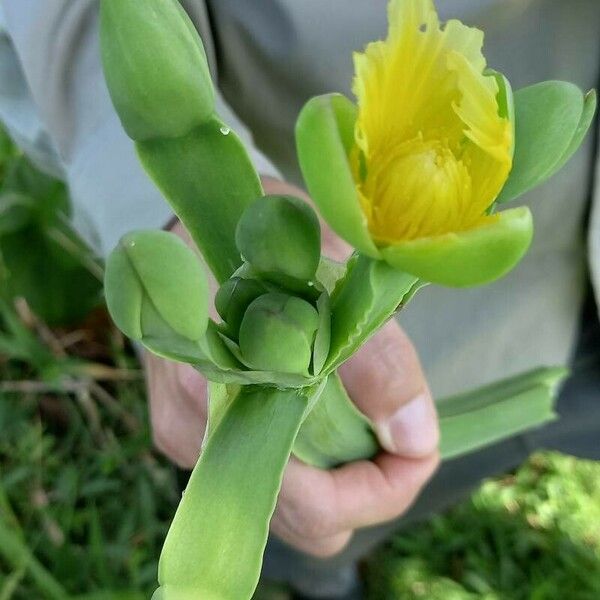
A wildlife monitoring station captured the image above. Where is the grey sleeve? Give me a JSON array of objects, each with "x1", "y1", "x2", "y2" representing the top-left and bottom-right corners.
[{"x1": 0, "y1": 0, "x2": 280, "y2": 257}]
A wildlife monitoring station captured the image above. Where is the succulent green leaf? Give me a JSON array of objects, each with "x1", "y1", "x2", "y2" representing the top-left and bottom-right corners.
[
  {"x1": 324, "y1": 255, "x2": 418, "y2": 373},
  {"x1": 136, "y1": 117, "x2": 263, "y2": 282},
  {"x1": 157, "y1": 384, "x2": 316, "y2": 600},
  {"x1": 497, "y1": 81, "x2": 594, "y2": 204},
  {"x1": 296, "y1": 94, "x2": 379, "y2": 258},
  {"x1": 381, "y1": 207, "x2": 533, "y2": 287},
  {"x1": 295, "y1": 366, "x2": 565, "y2": 469},
  {"x1": 0, "y1": 193, "x2": 34, "y2": 234},
  {"x1": 235, "y1": 195, "x2": 321, "y2": 285},
  {"x1": 438, "y1": 367, "x2": 567, "y2": 459},
  {"x1": 238, "y1": 293, "x2": 319, "y2": 375},
  {"x1": 312, "y1": 293, "x2": 332, "y2": 376},
  {"x1": 552, "y1": 89, "x2": 597, "y2": 175},
  {"x1": 294, "y1": 372, "x2": 377, "y2": 468},
  {"x1": 100, "y1": 0, "x2": 214, "y2": 141},
  {"x1": 105, "y1": 230, "x2": 209, "y2": 341}
]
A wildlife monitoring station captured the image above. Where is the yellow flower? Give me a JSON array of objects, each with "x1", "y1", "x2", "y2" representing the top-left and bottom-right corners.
[
  {"x1": 296, "y1": 0, "x2": 546, "y2": 288},
  {"x1": 351, "y1": 0, "x2": 513, "y2": 244}
]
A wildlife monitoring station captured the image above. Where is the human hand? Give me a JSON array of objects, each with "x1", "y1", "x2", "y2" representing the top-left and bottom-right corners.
[{"x1": 146, "y1": 178, "x2": 440, "y2": 557}]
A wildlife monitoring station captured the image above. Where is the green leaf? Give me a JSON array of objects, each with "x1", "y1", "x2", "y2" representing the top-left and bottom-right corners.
[
  {"x1": 312, "y1": 292, "x2": 331, "y2": 376},
  {"x1": 324, "y1": 254, "x2": 418, "y2": 372},
  {"x1": 156, "y1": 384, "x2": 316, "y2": 600},
  {"x1": 438, "y1": 367, "x2": 567, "y2": 459},
  {"x1": 497, "y1": 81, "x2": 594, "y2": 204},
  {"x1": 295, "y1": 366, "x2": 565, "y2": 469},
  {"x1": 100, "y1": 0, "x2": 214, "y2": 141},
  {"x1": 296, "y1": 94, "x2": 379, "y2": 258},
  {"x1": 235, "y1": 195, "x2": 321, "y2": 285},
  {"x1": 0, "y1": 223, "x2": 102, "y2": 326},
  {"x1": 381, "y1": 207, "x2": 533, "y2": 287},
  {"x1": 294, "y1": 372, "x2": 377, "y2": 468},
  {"x1": 552, "y1": 89, "x2": 597, "y2": 175},
  {"x1": 105, "y1": 230, "x2": 209, "y2": 341},
  {"x1": 0, "y1": 193, "x2": 34, "y2": 234},
  {"x1": 136, "y1": 117, "x2": 263, "y2": 282}
]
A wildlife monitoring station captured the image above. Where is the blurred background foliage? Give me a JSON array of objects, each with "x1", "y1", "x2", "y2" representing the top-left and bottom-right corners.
[{"x1": 1, "y1": 126, "x2": 600, "y2": 599}]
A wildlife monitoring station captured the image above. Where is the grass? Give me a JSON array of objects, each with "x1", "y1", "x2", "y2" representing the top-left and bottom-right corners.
[
  {"x1": 365, "y1": 452, "x2": 600, "y2": 599},
  {"x1": 0, "y1": 306, "x2": 179, "y2": 599},
  {"x1": 3, "y1": 308, "x2": 599, "y2": 600},
  {"x1": 1, "y1": 130, "x2": 599, "y2": 599}
]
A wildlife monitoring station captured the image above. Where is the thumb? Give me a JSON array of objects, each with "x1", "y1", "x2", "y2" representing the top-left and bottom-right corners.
[{"x1": 338, "y1": 319, "x2": 439, "y2": 458}]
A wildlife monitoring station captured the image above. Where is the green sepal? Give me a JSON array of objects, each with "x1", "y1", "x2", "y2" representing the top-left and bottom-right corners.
[
  {"x1": 142, "y1": 323, "x2": 315, "y2": 388},
  {"x1": 104, "y1": 230, "x2": 209, "y2": 341},
  {"x1": 296, "y1": 94, "x2": 379, "y2": 258},
  {"x1": 294, "y1": 372, "x2": 377, "y2": 468},
  {"x1": 497, "y1": 81, "x2": 596, "y2": 204},
  {"x1": 238, "y1": 293, "x2": 319, "y2": 375},
  {"x1": 156, "y1": 384, "x2": 318, "y2": 600},
  {"x1": 215, "y1": 277, "x2": 268, "y2": 338},
  {"x1": 100, "y1": 0, "x2": 214, "y2": 141},
  {"x1": 235, "y1": 195, "x2": 321, "y2": 286},
  {"x1": 136, "y1": 117, "x2": 263, "y2": 283},
  {"x1": 315, "y1": 257, "x2": 348, "y2": 295},
  {"x1": 324, "y1": 254, "x2": 418, "y2": 373},
  {"x1": 381, "y1": 207, "x2": 533, "y2": 287}
]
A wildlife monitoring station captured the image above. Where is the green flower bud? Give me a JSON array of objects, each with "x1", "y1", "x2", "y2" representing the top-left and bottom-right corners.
[
  {"x1": 235, "y1": 195, "x2": 321, "y2": 287},
  {"x1": 238, "y1": 293, "x2": 319, "y2": 374},
  {"x1": 215, "y1": 277, "x2": 267, "y2": 337},
  {"x1": 105, "y1": 230, "x2": 209, "y2": 341},
  {"x1": 100, "y1": 0, "x2": 215, "y2": 141}
]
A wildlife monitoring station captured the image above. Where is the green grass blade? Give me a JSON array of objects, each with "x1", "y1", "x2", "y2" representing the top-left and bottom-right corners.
[{"x1": 0, "y1": 516, "x2": 69, "y2": 600}]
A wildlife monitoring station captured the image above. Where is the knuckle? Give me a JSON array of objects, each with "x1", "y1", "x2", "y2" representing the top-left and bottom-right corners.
[{"x1": 304, "y1": 534, "x2": 351, "y2": 559}]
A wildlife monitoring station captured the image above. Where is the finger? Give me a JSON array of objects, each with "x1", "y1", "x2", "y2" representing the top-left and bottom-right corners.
[
  {"x1": 274, "y1": 453, "x2": 438, "y2": 544},
  {"x1": 146, "y1": 355, "x2": 208, "y2": 468},
  {"x1": 329, "y1": 451, "x2": 439, "y2": 529},
  {"x1": 272, "y1": 458, "x2": 353, "y2": 557},
  {"x1": 338, "y1": 319, "x2": 439, "y2": 458}
]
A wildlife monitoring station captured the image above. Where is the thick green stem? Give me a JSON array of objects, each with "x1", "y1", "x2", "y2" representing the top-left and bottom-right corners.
[
  {"x1": 295, "y1": 367, "x2": 566, "y2": 468},
  {"x1": 324, "y1": 254, "x2": 420, "y2": 372},
  {"x1": 156, "y1": 384, "x2": 318, "y2": 600}
]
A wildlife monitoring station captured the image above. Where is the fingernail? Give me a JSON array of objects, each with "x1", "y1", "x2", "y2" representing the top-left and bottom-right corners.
[{"x1": 375, "y1": 393, "x2": 439, "y2": 457}]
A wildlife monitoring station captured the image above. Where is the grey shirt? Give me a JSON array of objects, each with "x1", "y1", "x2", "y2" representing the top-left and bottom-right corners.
[{"x1": 1, "y1": 0, "x2": 599, "y2": 397}]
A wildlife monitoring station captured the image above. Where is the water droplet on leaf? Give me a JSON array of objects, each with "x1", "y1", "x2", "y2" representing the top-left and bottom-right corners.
[{"x1": 220, "y1": 126, "x2": 231, "y2": 136}]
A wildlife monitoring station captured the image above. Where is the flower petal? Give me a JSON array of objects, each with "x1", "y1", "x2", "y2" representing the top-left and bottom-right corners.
[
  {"x1": 380, "y1": 206, "x2": 533, "y2": 287},
  {"x1": 353, "y1": 0, "x2": 489, "y2": 157},
  {"x1": 296, "y1": 93, "x2": 380, "y2": 257}
]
